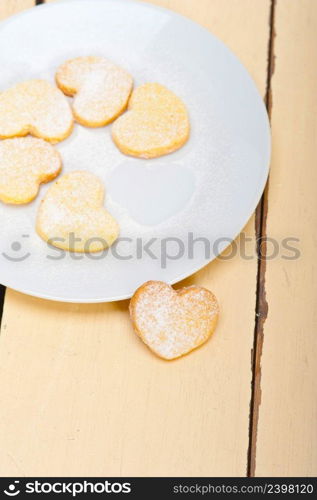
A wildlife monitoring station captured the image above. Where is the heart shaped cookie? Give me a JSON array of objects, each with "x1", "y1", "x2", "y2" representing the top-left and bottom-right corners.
[
  {"x1": 112, "y1": 83, "x2": 190, "y2": 159},
  {"x1": 56, "y1": 56, "x2": 133, "y2": 127},
  {"x1": 130, "y1": 281, "x2": 219, "y2": 360},
  {"x1": 0, "y1": 137, "x2": 62, "y2": 204},
  {"x1": 0, "y1": 79, "x2": 73, "y2": 143},
  {"x1": 36, "y1": 171, "x2": 119, "y2": 253}
]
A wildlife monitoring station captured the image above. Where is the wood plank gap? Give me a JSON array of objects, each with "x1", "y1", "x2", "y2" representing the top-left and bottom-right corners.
[{"x1": 247, "y1": 0, "x2": 276, "y2": 478}]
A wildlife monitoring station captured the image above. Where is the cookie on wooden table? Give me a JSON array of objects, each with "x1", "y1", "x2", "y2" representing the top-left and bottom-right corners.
[{"x1": 129, "y1": 281, "x2": 219, "y2": 360}]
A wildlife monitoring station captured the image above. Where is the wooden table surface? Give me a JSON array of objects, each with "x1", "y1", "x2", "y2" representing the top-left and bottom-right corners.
[{"x1": 0, "y1": 0, "x2": 316, "y2": 477}]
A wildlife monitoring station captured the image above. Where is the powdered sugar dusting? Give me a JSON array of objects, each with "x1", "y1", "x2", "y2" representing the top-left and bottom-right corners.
[
  {"x1": 0, "y1": 137, "x2": 61, "y2": 204},
  {"x1": 112, "y1": 83, "x2": 189, "y2": 158},
  {"x1": 0, "y1": 80, "x2": 73, "y2": 142},
  {"x1": 36, "y1": 171, "x2": 119, "y2": 253},
  {"x1": 131, "y1": 281, "x2": 219, "y2": 359}
]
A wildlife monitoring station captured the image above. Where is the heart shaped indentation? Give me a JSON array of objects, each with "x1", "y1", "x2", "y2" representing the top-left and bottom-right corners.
[
  {"x1": 130, "y1": 281, "x2": 219, "y2": 360},
  {"x1": 108, "y1": 161, "x2": 195, "y2": 225},
  {"x1": 56, "y1": 56, "x2": 133, "y2": 127},
  {"x1": 36, "y1": 171, "x2": 119, "y2": 253},
  {"x1": 0, "y1": 137, "x2": 62, "y2": 204},
  {"x1": 0, "y1": 80, "x2": 73, "y2": 143},
  {"x1": 112, "y1": 83, "x2": 190, "y2": 158}
]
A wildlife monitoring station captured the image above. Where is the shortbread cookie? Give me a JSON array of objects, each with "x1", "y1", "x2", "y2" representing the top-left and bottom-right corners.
[
  {"x1": 0, "y1": 137, "x2": 62, "y2": 205},
  {"x1": 130, "y1": 281, "x2": 219, "y2": 360},
  {"x1": 112, "y1": 83, "x2": 190, "y2": 159},
  {"x1": 0, "y1": 80, "x2": 73, "y2": 143},
  {"x1": 36, "y1": 171, "x2": 119, "y2": 252},
  {"x1": 56, "y1": 56, "x2": 133, "y2": 127}
]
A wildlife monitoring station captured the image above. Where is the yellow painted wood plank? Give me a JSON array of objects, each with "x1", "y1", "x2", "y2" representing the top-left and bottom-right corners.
[
  {"x1": 0, "y1": 0, "x2": 34, "y2": 20},
  {"x1": 0, "y1": 0, "x2": 270, "y2": 476},
  {"x1": 255, "y1": 0, "x2": 317, "y2": 477}
]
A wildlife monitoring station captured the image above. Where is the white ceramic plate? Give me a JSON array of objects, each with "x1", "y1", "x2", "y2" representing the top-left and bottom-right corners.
[{"x1": 0, "y1": 0, "x2": 270, "y2": 303}]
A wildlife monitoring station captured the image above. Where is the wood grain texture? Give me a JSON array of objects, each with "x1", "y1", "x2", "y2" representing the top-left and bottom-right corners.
[
  {"x1": 0, "y1": 0, "x2": 34, "y2": 20},
  {"x1": 0, "y1": 0, "x2": 270, "y2": 476},
  {"x1": 255, "y1": 0, "x2": 317, "y2": 477}
]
